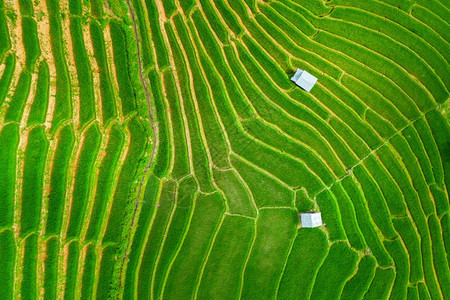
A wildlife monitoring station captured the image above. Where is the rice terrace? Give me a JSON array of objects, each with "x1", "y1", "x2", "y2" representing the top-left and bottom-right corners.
[{"x1": 0, "y1": 0, "x2": 449, "y2": 299}]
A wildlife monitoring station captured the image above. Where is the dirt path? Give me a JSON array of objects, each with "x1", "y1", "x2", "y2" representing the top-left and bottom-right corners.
[{"x1": 112, "y1": 0, "x2": 160, "y2": 294}]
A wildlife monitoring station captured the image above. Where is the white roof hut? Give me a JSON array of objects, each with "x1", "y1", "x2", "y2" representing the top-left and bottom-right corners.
[
  {"x1": 300, "y1": 212, "x2": 322, "y2": 228},
  {"x1": 291, "y1": 68, "x2": 317, "y2": 92}
]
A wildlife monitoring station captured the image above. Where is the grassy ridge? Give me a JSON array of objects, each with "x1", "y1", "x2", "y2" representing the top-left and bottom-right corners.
[
  {"x1": 213, "y1": 0, "x2": 243, "y2": 36},
  {"x1": 341, "y1": 255, "x2": 377, "y2": 299},
  {"x1": 354, "y1": 164, "x2": 398, "y2": 239},
  {"x1": 161, "y1": 70, "x2": 189, "y2": 179},
  {"x1": 27, "y1": 61, "x2": 49, "y2": 126},
  {"x1": 4, "y1": 70, "x2": 31, "y2": 122},
  {"x1": 310, "y1": 242, "x2": 358, "y2": 299},
  {"x1": 147, "y1": 69, "x2": 169, "y2": 179},
  {"x1": 97, "y1": 246, "x2": 117, "y2": 299},
  {"x1": 46, "y1": 0, "x2": 71, "y2": 130},
  {"x1": 64, "y1": 241, "x2": 80, "y2": 300},
  {"x1": 342, "y1": 176, "x2": 393, "y2": 267},
  {"x1": 0, "y1": 231, "x2": 14, "y2": 299},
  {"x1": 430, "y1": 184, "x2": 448, "y2": 218},
  {"x1": 69, "y1": 17, "x2": 95, "y2": 126},
  {"x1": 295, "y1": 189, "x2": 315, "y2": 212},
  {"x1": 80, "y1": 245, "x2": 96, "y2": 300},
  {"x1": 172, "y1": 14, "x2": 233, "y2": 172},
  {"x1": 21, "y1": 234, "x2": 37, "y2": 300},
  {"x1": 102, "y1": 117, "x2": 149, "y2": 243},
  {"x1": 46, "y1": 125, "x2": 75, "y2": 235},
  {"x1": 0, "y1": 124, "x2": 19, "y2": 228},
  {"x1": 316, "y1": 189, "x2": 346, "y2": 241},
  {"x1": 363, "y1": 155, "x2": 407, "y2": 217},
  {"x1": 166, "y1": 19, "x2": 214, "y2": 191},
  {"x1": 331, "y1": 183, "x2": 366, "y2": 250},
  {"x1": 90, "y1": 0, "x2": 104, "y2": 18},
  {"x1": 418, "y1": 282, "x2": 431, "y2": 300},
  {"x1": 213, "y1": 168, "x2": 256, "y2": 217},
  {"x1": 143, "y1": 0, "x2": 168, "y2": 68},
  {"x1": 66, "y1": 123, "x2": 101, "y2": 238},
  {"x1": 85, "y1": 125, "x2": 125, "y2": 241},
  {"x1": 242, "y1": 118, "x2": 334, "y2": 187},
  {"x1": 151, "y1": 176, "x2": 198, "y2": 299},
  {"x1": 21, "y1": 16, "x2": 40, "y2": 71},
  {"x1": 0, "y1": 0, "x2": 10, "y2": 59},
  {"x1": 392, "y1": 217, "x2": 423, "y2": 283},
  {"x1": 179, "y1": 0, "x2": 194, "y2": 14},
  {"x1": 43, "y1": 238, "x2": 58, "y2": 300},
  {"x1": 20, "y1": 126, "x2": 48, "y2": 236},
  {"x1": 163, "y1": 193, "x2": 225, "y2": 299},
  {"x1": 376, "y1": 146, "x2": 429, "y2": 235},
  {"x1": 18, "y1": 0, "x2": 33, "y2": 15},
  {"x1": 241, "y1": 209, "x2": 297, "y2": 299},
  {"x1": 197, "y1": 216, "x2": 254, "y2": 299},
  {"x1": 428, "y1": 214, "x2": 450, "y2": 297},
  {"x1": 137, "y1": 180, "x2": 176, "y2": 300},
  {"x1": 363, "y1": 267, "x2": 395, "y2": 299},
  {"x1": 109, "y1": 20, "x2": 137, "y2": 116},
  {"x1": 231, "y1": 155, "x2": 294, "y2": 208},
  {"x1": 68, "y1": 0, "x2": 81, "y2": 15},
  {"x1": 385, "y1": 238, "x2": 409, "y2": 299},
  {"x1": 278, "y1": 229, "x2": 329, "y2": 299},
  {"x1": 90, "y1": 20, "x2": 116, "y2": 123},
  {"x1": 407, "y1": 286, "x2": 419, "y2": 300},
  {"x1": 426, "y1": 110, "x2": 450, "y2": 205},
  {"x1": 391, "y1": 135, "x2": 435, "y2": 216},
  {"x1": 124, "y1": 175, "x2": 161, "y2": 300}
]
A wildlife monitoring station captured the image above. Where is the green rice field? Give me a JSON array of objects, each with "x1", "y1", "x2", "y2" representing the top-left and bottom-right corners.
[{"x1": 0, "y1": 0, "x2": 448, "y2": 299}]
